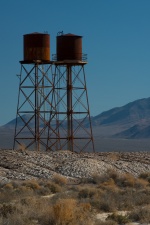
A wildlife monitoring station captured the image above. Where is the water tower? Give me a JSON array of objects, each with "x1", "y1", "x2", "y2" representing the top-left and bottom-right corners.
[
  {"x1": 13, "y1": 32, "x2": 53, "y2": 151},
  {"x1": 47, "y1": 33, "x2": 95, "y2": 152}
]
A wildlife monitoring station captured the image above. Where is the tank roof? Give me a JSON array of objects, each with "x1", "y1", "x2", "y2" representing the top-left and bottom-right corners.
[
  {"x1": 24, "y1": 32, "x2": 48, "y2": 36},
  {"x1": 60, "y1": 33, "x2": 82, "y2": 37}
]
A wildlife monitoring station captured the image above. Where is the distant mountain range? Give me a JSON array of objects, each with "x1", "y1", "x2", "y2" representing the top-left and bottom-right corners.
[
  {"x1": 1, "y1": 97, "x2": 150, "y2": 150},
  {"x1": 2, "y1": 97, "x2": 150, "y2": 138},
  {"x1": 92, "y1": 97, "x2": 150, "y2": 126},
  {"x1": 91, "y1": 97, "x2": 150, "y2": 138}
]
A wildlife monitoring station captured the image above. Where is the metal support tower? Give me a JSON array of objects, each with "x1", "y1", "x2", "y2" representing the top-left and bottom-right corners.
[
  {"x1": 47, "y1": 61, "x2": 95, "y2": 152},
  {"x1": 14, "y1": 61, "x2": 53, "y2": 151}
]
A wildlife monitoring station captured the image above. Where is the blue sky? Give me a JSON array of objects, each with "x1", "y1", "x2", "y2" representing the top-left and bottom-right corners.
[{"x1": 1, "y1": 0, "x2": 150, "y2": 125}]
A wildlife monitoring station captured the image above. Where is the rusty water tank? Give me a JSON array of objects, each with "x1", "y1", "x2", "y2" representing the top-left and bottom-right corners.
[
  {"x1": 56, "y1": 33, "x2": 82, "y2": 61},
  {"x1": 24, "y1": 33, "x2": 50, "y2": 61}
]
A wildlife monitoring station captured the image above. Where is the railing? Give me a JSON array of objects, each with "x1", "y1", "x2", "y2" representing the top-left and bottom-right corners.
[
  {"x1": 82, "y1": 54, "x2": 88, "y2": 61},
  {"x1": 52, "y1": 54, "x2": 57, "y2": 61},
  {"x1": 52, "y1": 54, "x2": 87, "y2": 62}
]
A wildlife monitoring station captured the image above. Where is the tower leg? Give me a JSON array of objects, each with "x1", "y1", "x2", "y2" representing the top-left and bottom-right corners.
[
  {"x1": 67, "y1": 65, "x2": 73, "y2": 151},
  {"x1": 47, "y1": 63, "x2": 95, "y2": 152},
  {"x1": 14, "y1": 62, "x2": 53, "y2": 151}
]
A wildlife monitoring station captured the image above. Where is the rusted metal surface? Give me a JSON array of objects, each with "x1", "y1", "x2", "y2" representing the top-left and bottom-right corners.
[
  {"x1": 14, "y1": 33, "x2": 94, "y2": 152},
  {"x1": 14, "y1": 33, "x2": 52, "y2": 151},
  {"x1": 56, "y1": 33, "x2": 82, "y2": 61},
  {"x1": 13, "y1": 62, "x2": 53, "y2": 151},
  {"x1": 48, "y1": 33, "x2": 94, "y2": 152},
  {"x1": 47, "y1": 64, "x2": 95, "y2": 153},
  {"x1": 24, "y1": 33, "x2": 50, "y2": 61}
]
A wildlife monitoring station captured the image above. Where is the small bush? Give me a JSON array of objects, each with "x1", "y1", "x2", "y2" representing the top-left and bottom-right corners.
[
  {"x1": 52, "y1": 174, "x2": 67, "y2": 186},
  {"x1": 22, "y1": 180, "x2": 41, "y2": 190},
  {"x1": 80, "y1": 202, "x2": 91, "y2": 211},
  {"x1": 47, "y1": 198, "x2": 92, "y2": 225},
  {"x1": 3, "y1": 183, "x2": 13, "y2": 190},
  {"x1": 106, "y1": 169, "x2": 120, "y2": 182},
  {"x1": 15, "y1": 185, "x2": 34, "y2": 196},
  {"x1": 139, "y1": 172, "x2": 150, "y2": 183},
  {"x1": 95, "y1": 220, "x2": 117, "y2": 225},
  {"x1": 131, "y1": 189, "x2": 150, "y2": 206},
  {"x1": 99, "y1": 178, "x2": 118, "y2": 191},
  {"x1": 92, "y1": 173, "x2": 107, "y2": 184},
  {"x1": 11, "y1": 181, "x2": 20, "y2": 189},
  {"x1": 0, "y1": 214, "x2": 31, "y2": 225},
  {"x1": 53, "y1": 198, "x2": 77, "y2": 224},
  {"x1": 45, "y1": 181, "x2": 62, "y2": 193},
  {"x1": 129, "y1": 206, "x2": 150, "y2": 223},
  {"x1": 20, "y1": 196, "x2": 37, "y2": 206},
  {"x1": 107, "y1": 213, "x2": 130, "y2": 224},
  {"x1": 0, "y1": 204, "x2": 16, "y2": 218},
  {"x1": 92, "y1": 169, "x2": 120, "y2": 185},
  {"x1": 134, "y1": 178, "x2": 149, "y2": 188},
  {"x1": 117, "y1": 173, "x2": 135, "y2": 188},
  {"x1": 78, "y1": 187, "x2": 97, "y2": 199}
]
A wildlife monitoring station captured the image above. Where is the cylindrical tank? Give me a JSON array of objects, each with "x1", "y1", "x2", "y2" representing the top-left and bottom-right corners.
[
  {"x1": 57, "y1": 33, "x2": 82, "y2": 61},
  {"x1": 24, "y1": 33, "x2": 50, "y2": 61}
]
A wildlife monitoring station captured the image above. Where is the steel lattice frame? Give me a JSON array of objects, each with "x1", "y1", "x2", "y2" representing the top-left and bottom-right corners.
[
  {"x1": 13, "y1": 61, "x2": 53, "y2": 151},
  {"x1": 47, "y1": 62, "x2": 95, "y2": 152}
]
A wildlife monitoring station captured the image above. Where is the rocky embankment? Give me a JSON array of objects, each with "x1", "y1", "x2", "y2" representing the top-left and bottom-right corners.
[{"x1": 0, "y1": 149, "x2": 150, "y2": 184}]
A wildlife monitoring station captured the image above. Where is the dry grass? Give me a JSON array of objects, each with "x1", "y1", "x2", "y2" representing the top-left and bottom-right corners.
[
  {"x1": 22, "y1": 179, "x2": 41, "y2": 190},
  {"x1": 139, "y1": 172, "x2": 150, "y2": 183},
  {"x1": 95, "y1": 220, "x2": 117, "y2": 225},
  {"x1": 0, "y1": 170, "x2": 150, "y2": 224},
  {"x1": 18, "y1": 143, "x2": 27, "y2": 151},
  {"x1": 128, "y1": 205, "x2": 150, "y2": 223},
  {"x1": 106, "y1": 152, "x2": 120, "y2": 161},
  {"x1": 53, "y1": 198, "x2": 77, "y2": 223}
]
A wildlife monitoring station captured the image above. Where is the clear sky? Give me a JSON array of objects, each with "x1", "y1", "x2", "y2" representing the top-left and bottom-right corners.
[{"x1": 0, "y1": 0, "x2": 150, "y2": 125}]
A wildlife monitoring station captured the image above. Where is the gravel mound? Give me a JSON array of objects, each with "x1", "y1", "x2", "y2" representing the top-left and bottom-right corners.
[{"x1": 0, "y1": 149, "x2": 150, "y2": 183}]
